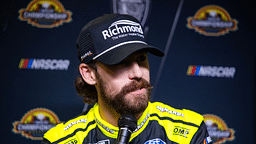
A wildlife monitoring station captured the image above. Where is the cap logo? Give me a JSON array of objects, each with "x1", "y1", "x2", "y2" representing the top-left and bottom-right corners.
[
  {"x1": 81, "y1": 50, "x2": 93, "y2": 61},
  {"x1": 102, "y1": 20, "x2": 143, "y2": 40}
]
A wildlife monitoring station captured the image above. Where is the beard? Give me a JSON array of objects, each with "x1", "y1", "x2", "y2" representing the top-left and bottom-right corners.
[{"x1": 96, "y1": 73, "x2": 151, "y2": 116}]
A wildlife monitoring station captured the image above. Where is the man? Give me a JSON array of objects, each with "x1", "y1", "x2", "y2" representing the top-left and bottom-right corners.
[{"x1": 42, "y1": 13, "x2": 212, "y2": 144}]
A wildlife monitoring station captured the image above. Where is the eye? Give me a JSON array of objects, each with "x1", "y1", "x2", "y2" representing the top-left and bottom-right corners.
[{"x1": 137, "y1": 54, "x2": 147, "y2": 63}]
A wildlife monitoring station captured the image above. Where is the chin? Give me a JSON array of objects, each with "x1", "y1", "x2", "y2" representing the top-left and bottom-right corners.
[{"x1": 122, "y1": 96, "x2": 149, "y2": 115}]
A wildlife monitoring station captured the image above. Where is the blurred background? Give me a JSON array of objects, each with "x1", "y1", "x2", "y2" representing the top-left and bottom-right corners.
[{"x1": 1, "y1": 0, "x2": 255, "y2": 143}]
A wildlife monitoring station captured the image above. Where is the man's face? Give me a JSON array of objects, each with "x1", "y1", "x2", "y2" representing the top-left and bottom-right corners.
[{"x1": 95, "y1": 51, "x2": 151, "y2": 116}]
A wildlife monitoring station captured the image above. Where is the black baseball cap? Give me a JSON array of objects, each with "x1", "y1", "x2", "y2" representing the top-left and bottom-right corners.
[{"x1": 76, "y1": 13, "x2": 164, "y2": 65}]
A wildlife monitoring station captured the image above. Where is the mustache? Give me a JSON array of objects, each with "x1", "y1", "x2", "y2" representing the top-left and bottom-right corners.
[{"x1": 118, "y1": 78, "x2": 152, "y2": 96}]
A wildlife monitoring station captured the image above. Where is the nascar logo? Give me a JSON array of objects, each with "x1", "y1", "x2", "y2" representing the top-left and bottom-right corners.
[
  {"x1": 19, "y1": 58, "x2": 70, "y2": 70},
  {"x1": 187, "y1": 65, "x2": 236, "y2": 78}
]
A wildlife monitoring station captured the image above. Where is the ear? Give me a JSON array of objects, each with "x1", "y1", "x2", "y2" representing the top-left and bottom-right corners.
[{"x1": 79, "y1": 63, "x2": 97, "y2": 85}]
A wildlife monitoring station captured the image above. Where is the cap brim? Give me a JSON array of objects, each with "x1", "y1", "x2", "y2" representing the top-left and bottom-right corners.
[{"x1": 95, "y1": 43, "x2": 164, "y2": 65}]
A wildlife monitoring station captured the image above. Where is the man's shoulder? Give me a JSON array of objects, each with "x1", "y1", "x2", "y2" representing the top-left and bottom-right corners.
[
  {"x1": 149, "y1": 102, "x2": 204, "y2": 126},
  {"x1": 43, "y1": 107, "x2": 96, "y2": 143},
  {"x1": 147, "y1": 102, "x2": 206, "y2": 143}
]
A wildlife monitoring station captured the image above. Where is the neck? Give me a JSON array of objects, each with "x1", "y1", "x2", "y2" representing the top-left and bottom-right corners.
[{"x1": 98, "y1": 99, "x2": 120, "y2": 127}]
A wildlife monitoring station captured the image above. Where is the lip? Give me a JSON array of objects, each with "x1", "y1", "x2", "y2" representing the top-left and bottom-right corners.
[{"x1": 129, "y1": 88, "x2": 146, "y2": 95}]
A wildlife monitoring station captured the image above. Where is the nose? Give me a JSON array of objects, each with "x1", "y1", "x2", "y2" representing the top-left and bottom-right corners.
[{"x1": 128, "y1": 62, "x2": 143, "y2": 80}]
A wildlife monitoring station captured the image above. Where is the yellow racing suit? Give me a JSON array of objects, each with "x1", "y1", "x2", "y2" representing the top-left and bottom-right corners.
[{"x1": 42, "y1": 102, "x2": 212, "y2": 144}]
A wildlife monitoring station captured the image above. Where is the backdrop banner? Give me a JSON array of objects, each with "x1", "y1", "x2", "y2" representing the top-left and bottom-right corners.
[{"x1": 1, "y1": 0, "x2": 255, "y2": 143}]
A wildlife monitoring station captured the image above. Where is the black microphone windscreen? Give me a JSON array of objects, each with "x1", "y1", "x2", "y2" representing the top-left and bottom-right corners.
[
  {"x1": 118, "y1": 113, "x2": 137, "y2": 131},
  {"x1": 116, "y1": 113, "x2": 137, "y2": 144}
]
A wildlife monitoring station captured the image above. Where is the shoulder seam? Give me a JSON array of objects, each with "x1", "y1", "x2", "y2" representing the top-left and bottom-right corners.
[
  {"x1": 52, "y1": 120, "x2": 96, "y2": 144},
  {"x1": 63, "y1": 106, "x2": 93, "y2": 125}
]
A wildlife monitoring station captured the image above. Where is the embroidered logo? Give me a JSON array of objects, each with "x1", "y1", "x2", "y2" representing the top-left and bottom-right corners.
[
  {"x1": 64, "y1": 119, "x2": 87, "y2": 131},
  {"x1": 173, "y1": 126, "x2": 190, "y2": 138},
  {"x1": 65, "y1": 138, "x2": 78, "y2": 144},
  {"x1": 101, "y1": 20, "x2": 144, "y2": 40},
  {"x1": 156, "y1": 105, "x2": 184, "y2": 117},
  {"x1": 134, "y1": 113, "x2": 149, "y2": 132},
  {"x1": 144, "y1": 138, "x2": 166, "y2": 144},
  {"x1": 93, "y1": 139, "x2": 110, "y2": 144},
  {"x1": 204, "y1": 136, "x2": 212, "y2": 144},
  {"x1": 95, "y1": 118, "x2": 116, "y2": 134}
]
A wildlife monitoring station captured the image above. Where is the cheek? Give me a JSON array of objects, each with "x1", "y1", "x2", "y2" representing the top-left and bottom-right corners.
[
  {"x1": 104, "y1": 79, "x2": 126, "y2": 95},
  {"x1": 98, "y1": 72, "x2": 127, "y2": 95},
  {"x1": 142, "y1": 68, "x2": 150, "y2": 81}
]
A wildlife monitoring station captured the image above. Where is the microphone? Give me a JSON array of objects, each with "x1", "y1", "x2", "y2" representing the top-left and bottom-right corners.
[{"x1": 116, "y1": 113, "x2": 137, "y2": 144}]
